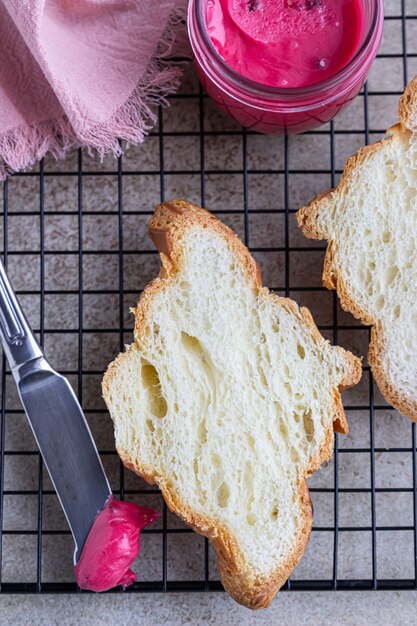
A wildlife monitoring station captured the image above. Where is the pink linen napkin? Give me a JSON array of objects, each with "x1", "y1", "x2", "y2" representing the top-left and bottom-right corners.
[{"x1": 0, "y1": 0, "x2": 186, "y2": 178}]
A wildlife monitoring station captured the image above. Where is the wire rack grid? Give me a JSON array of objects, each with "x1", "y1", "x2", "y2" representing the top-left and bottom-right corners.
[{"x1": 0, "y1": 0, "x2": 416, "y2": 595}]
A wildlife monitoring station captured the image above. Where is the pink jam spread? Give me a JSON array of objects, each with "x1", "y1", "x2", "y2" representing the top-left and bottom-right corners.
[
  {"x1": 74, "y1": 497, "x2": 160, "y2": 592},
  {"x1": 206, "y1": 0, "x2": 365, "y2": 88}
]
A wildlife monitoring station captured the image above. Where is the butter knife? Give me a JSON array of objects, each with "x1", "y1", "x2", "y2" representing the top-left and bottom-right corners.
[{"x1": 0, "y1": 259, "x2": 111, "y2": 562}]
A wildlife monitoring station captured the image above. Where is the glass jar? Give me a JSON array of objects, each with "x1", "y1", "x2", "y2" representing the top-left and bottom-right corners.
[{"x1": 188, "y1": 0, "x2": 384, "y2": 134}]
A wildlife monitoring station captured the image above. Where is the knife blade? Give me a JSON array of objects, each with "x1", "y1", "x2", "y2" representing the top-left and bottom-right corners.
[{"x1": 0, "y1": 259, "x2": 111, "y2": 562}]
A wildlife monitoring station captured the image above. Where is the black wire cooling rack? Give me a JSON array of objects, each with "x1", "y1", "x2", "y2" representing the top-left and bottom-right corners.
[{"x1": 0, "y1": 0, "x2": 417, "y2": 594}]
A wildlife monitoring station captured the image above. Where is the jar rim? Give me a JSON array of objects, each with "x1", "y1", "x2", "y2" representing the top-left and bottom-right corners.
[{"x1": 192, "y1": 0, "x2": 384, "y2": 100}]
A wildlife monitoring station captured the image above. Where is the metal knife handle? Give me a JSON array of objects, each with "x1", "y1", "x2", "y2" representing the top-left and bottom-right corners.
[{"x1": 0, "y1": 259, "x2": 43, "y2": 379}]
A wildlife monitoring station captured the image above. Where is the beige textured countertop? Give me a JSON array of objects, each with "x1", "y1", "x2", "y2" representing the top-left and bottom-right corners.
[
  {"x1": 2, "y1": 0, "x2": 417, "y2": 623},
  {"x1": 1, "y1": 591, "x2": 417, "y2": 625}
]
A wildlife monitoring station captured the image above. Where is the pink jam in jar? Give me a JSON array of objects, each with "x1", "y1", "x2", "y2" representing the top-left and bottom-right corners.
[{"x1": 188, "y1": 0, "x2": 384, "y2": 134}]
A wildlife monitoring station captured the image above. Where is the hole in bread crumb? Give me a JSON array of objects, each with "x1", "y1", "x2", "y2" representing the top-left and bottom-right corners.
[
  {"x1": 382, "y1": 230, "x2": 391, "y2": 243},
  {"x1": 212, "y1": 453, "x2": 222, "y2": 469},
  {"x1": 271, "y1": 505, "x2": 279, "y2": 520},
  {"x1": 375, "y1": 294, "x2": 385, "y2": 312},
  {"x1": 244, "y1": 461, "x2": 254, "y2": 494},
  {"x1": 141, "y1": 361, "x2": 167, "y2": 419},
  {"x1": 291, "y1": 447, "x2": 300, "y2": 463},
  {"x1": 181, "y1": 333, "x2": 204, "y2": 356},
  {"x1": 386, "y1": 265, "x2": 399, "y2": 286},
  {"x1": 279, "y1": 421, "x2": 289, "y2": 440},
  {"x1": 217, "y1": 482, "x2": 230, "y2": 508},
  {"x1": 146, "y1": 419, "x2": 155, "y2": 433},
  {"x1": 297, "y1": 344, "x2": 306, "y2": 359},
  {"x1": 303, "y1": 409, "x2": 315, "y2": 442},
  {"x1": 263, "y1": 348, "x2": 271, "y2": 366},
  {"x1": 246, "y1": 494, "x2": 255, "y2": 513},
  {"x1": 179, "y1": 281, "x2": 191, "y2": 295},
  {"x1": 247, "y1": 513, "x2": 256, "y2": 526},
  {"x1": 394, "y1": 304, "x2": 401, "y2": 319},
  {"x1": 198, "y1": 420, "x2": 208, "y2": 444},
  {"x1": 246, "y1": 433, "x2": 255, "y2": 450},
  {"x1": 258, "y1": 365, "x2": 268, "y2": 387},
  {"x1": 181, "y1": 332, "x2": 216, "y2": 384},
  {"x1": 274, "y1": 399, "x2": 283, "y2": 413}
]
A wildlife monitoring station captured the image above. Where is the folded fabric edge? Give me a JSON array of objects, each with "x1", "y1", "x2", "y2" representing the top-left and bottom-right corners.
[{"x1": 0, "y1": 3, "x2": 189, "y2": 180}]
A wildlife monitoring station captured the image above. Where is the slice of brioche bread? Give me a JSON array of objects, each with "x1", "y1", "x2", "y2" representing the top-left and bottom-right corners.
[
  {"x1": 102, "y1": 200, "x2": 361, "y2": 609},
  {"x1": 297, "y1": 76, "x2": 417, "y2": 423}
]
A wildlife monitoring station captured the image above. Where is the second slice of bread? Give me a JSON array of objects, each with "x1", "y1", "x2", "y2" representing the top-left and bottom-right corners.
[
  {"x1": 297, "y1": 76, "x2": 417, "y2": 423},
  {"x1": 103, "y1": 200, "x2": 361, "y2": 608}
]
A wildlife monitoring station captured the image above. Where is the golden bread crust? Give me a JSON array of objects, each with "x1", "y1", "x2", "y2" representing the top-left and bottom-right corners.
[
  {"x1": 103, "y1": 199, "x2": 361, "y2": 608},
  {"x1": 398, "y1": 75, "x2": 417, "y2": 133}
]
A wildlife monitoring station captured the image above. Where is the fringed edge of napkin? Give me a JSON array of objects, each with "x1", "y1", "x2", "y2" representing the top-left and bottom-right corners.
[{"x1": 0, "y1": 3, "x2": 188, "y2": 179}]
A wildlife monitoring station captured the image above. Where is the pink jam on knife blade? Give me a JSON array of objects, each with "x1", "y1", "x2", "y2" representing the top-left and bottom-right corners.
[
  {"x1": 74, "y1": 496, "x2": 160, "y2": 592},
  {"x1": 206, "y1": 0, "x2": 365, "y2": 88}
]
